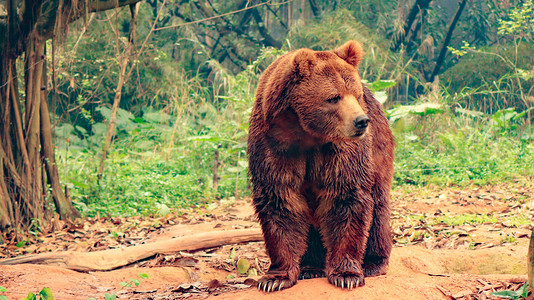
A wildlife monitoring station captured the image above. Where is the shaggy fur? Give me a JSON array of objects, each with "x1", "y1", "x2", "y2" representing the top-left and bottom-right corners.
[{"x1": 247, "y1": 41, "x2": 395, "y2": 292}]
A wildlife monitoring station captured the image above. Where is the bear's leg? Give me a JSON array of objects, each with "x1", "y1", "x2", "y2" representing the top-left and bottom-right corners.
[
  {"x1": 363, "y1": 196, "x2": 392, "y2": 277},
  {"x1": 256, "y1": 207, "x2": 309, "y2": 292},
  {"x1": 299, "y1": 226, "x2": 326, "y2": 279},
  {"x1": 321, "y1": 198, "x2": 373, "y2": 289}
]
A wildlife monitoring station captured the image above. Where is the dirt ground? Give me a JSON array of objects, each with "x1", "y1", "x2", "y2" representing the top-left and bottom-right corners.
[{"x1": 1, "y1": 177, "x2": 533, "y2": 299}]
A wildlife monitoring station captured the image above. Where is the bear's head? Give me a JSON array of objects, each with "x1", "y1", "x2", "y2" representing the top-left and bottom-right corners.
[{"x1": 262, "y1": 41, "x2": 369, "y2": 145}]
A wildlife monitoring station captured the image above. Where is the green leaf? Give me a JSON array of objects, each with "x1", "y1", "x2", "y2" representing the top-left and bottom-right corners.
[
  {"x1": 105, "y1": 293, "x2": 117, "y2": 300},
  {"x1": 491, "y1": 282, "x2": 528, "y2": 299},
  {"x1": 131, "y1": 279, "x2": 140, "y2": 287},
  {"x1": 186, "y1": 135, "x2": 220, "y2": 142},
  {"x1": 374, "y1": 91, "x2": 388, "y2": 104},
  {"x1": 39, "y1": 287, "x2": 54, "y2": 300},
  {"x1": 157, "y1": 203, "x2": 170, "y2": 216},
  {"x1": 229, "y1": 248, "x2": 237, "y2": 260},
  {"x1": 70, "y1": 179, "x2": 90, "y2": 190},
  {"x1": 226, "y1": 274, "x2": 235, "y2": 279},
  {"x1": 520, "y1": 281, "x2": 529, "y2": 297},
  {"x1": 0, "y1": 286, "x2": 6, "y2": 292},
  {"x1": 405, "y1": 135, "x2": 419, "y2": 141},
  {"x1": 0, "y1": 296, "x2": 7, "y2": 300},
  {"x1": 490, "y1": 290, "x2": 520, "y2": 299},
  {"x1": 119, "y1": 281, "x2": 131, "y2": 287},
  {"x1": 247, "y1": 268, "x2": 258, "y2": 277},
  {"x1": 409, "y1": 103, "x2": 443, "y2": 116},
  {"x1": 369, "y1": 80, "x2": 396, "y2": 92},
  {"x1": 138, "y1": 273, "x2": 149, "y2": 279},
  {"x1": 455, "y1": 108, "x2": 484, "y2": 118},
  {"x1": 16, "y1": 241, "x2": 26, "y2": 248},
  {"x1": 22, "y1": 292, "x2": 36, "y2": 300},
  {"x1": 387, "y1": 103, "x2": 443, "y2": 122},
  {"x1": 237, "y1": 258, "x2": 251, "y2": 274}
]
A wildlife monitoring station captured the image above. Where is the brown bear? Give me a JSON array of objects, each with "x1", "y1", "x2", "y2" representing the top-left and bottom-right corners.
[{"x1": 247, "y1": 40, "x2": 395, "y2": 292}]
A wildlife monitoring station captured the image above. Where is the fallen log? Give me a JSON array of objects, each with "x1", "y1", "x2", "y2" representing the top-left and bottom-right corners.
[{"x1": 0, "y1": 228, "x2": 263, "y2": 272}]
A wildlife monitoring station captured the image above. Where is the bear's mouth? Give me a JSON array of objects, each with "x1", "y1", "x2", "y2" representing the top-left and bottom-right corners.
[{"x1": 351, "y1": 129, "x2": 367, "y2": 138}]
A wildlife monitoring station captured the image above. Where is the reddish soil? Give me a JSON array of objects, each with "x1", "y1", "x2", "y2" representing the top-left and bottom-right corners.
[{"x1": 1, "y1": 177, "x2": 533, "y2": 299}]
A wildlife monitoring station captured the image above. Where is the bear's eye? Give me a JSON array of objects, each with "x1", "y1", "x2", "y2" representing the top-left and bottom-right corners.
[{"x1": 327, "y1": 96, "x2": 341, "y2": 104}]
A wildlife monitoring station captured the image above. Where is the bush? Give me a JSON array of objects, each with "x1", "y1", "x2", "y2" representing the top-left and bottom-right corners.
[{"x1": 442, "y1": 42, "x2": 534, "y2": 113}]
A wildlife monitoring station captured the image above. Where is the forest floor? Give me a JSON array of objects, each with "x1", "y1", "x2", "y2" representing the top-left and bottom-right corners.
[{"x1": 1, "y1": 176, "x2": 533, "y2": 299}]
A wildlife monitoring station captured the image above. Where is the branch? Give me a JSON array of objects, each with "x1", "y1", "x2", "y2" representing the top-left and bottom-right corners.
[
  {"x1": 36, "y1": 0, "x2": 143, "y2": 41},
  {"x1": 0, "y1": 229, "x2": 263, "y2": 271},
  {"x1": 428, "y1": 0, "x2": 468, "y2": 82},
  {"x1": 251, "y1": 7, "x2": 282, "y2": 48},
  {"x1": 308, "y1": 0, "x2": 320, "y2": 17}
]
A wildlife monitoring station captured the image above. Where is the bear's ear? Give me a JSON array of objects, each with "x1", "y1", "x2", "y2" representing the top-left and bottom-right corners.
[
  {"x1": 262, "y1": 49, "x2": 315, "y2": 122},
  {"x1": 292, "y1": 48, "x2": 316, "y2": 78},
  {"x1": 334, "y1": 40, "x2": 364, "y2": 68}
]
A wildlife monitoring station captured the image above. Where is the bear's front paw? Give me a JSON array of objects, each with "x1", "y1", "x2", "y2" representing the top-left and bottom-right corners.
[
  {"x1": 328, "y1": 273, "x2": 365, "y2": 290},
  {"x1": 258, "y1": 275, "x2": 296, "y2": 292}
]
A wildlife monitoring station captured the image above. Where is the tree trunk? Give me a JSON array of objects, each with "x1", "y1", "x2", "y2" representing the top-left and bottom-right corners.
[
  {"x1": 392, "y1": 0, "x2": 433, "y2": 52},
  {"x1": 0, "y1": 0, "x2": 142, "y2": 232},
  {"x1": 428, "y1": 0, "x2": 468, "y2": 83},
  {"x1": 308, "y1": 0, "x2": 320, "y2": 17}
]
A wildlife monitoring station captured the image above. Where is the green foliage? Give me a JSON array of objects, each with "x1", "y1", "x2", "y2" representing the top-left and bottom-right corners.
[
  {"x1": 50, "y1": 4, "x2": 534, "y2": 219},
  {"x1": 447, "y1": 41, "x2": 475, "y2": 57},
  {"x1": 387, "y1": 103, "x2": 444, "y2": 123},
  {"x1": 490, "y1": 107, "x2": 534, "y2": 133},
  {"x1": 498, "y1": 0, "x2": 534, "y2": 40},
  {"x1": 367, "y1": 79, "x2": 396, "y2": 104},
  {"x1": 288, "y1": 9, "x2": 398, "y2": 81},
  {"x1": 55, "y1": 51, "x2": 534, "y2": 217},
  {"x1": 392, "y1": 85, "x2": 534, "y2": 186},
  {"x1": 441, "y1": 42, "x2": 534, "y2": 113},
  {"x1": 53, "y1": 6, "x2": 193, "y2": 133},
  {"x1": 102, "y1": 273, "x2": 149, "y2": 300},
  {"x1": 491, "y1": 281, "x2": 529, "y2": 299},
  {"x1": 18, "y1": 288, "x2": 54, "y2": 300},
  {"x1": 0, "y1": 286, "x2": 7, "y2": 300},
  {"x1": 57, "y1": 49, "x2": 282, "y2": 217}
]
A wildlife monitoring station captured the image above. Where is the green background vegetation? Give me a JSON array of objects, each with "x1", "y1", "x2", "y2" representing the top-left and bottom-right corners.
[{"x1": 47, "y1": 0, "x2": 534, "y2": 217}]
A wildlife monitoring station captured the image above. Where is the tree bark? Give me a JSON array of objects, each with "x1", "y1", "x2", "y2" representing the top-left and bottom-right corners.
[
  {"x1": 428, "y1": 0, "x2": 468, "y2": 83},
  {"x1": 251, "y1": 8, "x2": 282, "y2": 48},
  {"x1": 0, "y1": 0, "x2": 142, "y2": 232},
  {"x1": 0, "y1": 229, "x2": 263, "y2": 271},
  {"x1": 308, "y1": 0, "x2": 320, "y2": 17}
]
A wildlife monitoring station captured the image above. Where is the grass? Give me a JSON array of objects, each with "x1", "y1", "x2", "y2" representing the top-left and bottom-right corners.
[
  {"x1": 392, "y1": 106, "x2": 534, "y2": 187},
  {"x1": 57, "y1": 104, "x2": 534, "y2": 218}
]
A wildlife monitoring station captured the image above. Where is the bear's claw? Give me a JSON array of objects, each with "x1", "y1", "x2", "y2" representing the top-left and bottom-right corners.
[
  {"x1": 328, "y1": 274, "x2": 365, "y2": 290},
  {"x1": 258, "y1": 277, "x2": 294, "y2": 292}
]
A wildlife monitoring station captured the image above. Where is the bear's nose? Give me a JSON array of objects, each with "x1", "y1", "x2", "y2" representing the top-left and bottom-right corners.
[{"x1": 353, "y1": 115, "x2": 370, "y2": 130}]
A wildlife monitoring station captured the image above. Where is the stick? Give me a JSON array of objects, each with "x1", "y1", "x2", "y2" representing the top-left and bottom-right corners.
[{"x1": 0, "y1": 229, "x2": 263, "y2": 272}]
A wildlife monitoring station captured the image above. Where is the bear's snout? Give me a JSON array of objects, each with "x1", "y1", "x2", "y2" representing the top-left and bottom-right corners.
[{"x1": 353, "y1": 115, "x2": 369, "y2": 135}]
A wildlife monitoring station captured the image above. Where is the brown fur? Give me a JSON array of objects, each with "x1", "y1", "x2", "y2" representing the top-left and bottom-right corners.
[{"x1": 247, "y1": 41, "x2": 395, "y2": 292}]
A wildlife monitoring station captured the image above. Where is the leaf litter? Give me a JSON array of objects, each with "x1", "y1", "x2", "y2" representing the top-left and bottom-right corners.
[{"x1": 0, "y1": 178, "x2": 533, "y2": 299}]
